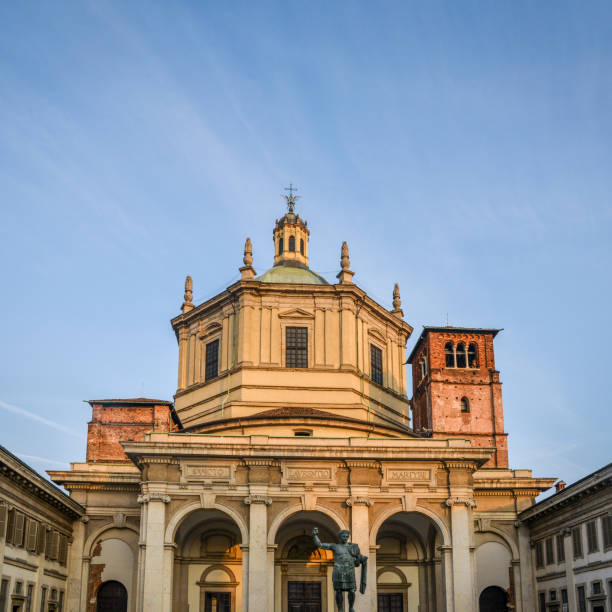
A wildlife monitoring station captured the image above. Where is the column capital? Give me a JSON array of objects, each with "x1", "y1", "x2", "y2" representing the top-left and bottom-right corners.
[
  {"x1": 445, "y1": 497, "x2": 476, "y2": 508},
  {"x1": 138, "y1": 493, "x2": 171, "y2": 504},
  {"x1": 243, "y1": 495, "x2": 272, "y2": 506},
  {"x1": 345, "y1": 497, "x2": 374, "y2": 507}
]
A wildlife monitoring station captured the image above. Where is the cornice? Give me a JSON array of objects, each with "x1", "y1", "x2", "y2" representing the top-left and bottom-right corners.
[
  {"x1": 170, "y1": 279, "x2": 413, "y2": 337},
  {"x1": 1, "y1": 453, "x2": 83, "y2": 520}
]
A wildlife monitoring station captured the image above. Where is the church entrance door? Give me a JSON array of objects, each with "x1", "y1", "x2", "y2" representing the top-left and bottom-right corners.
[
  {"x1": 288, "y1": 581, "x2": 322, "y2": 612},
  {"x1": 378, "y1": 593, "x2": 403, "y2": 611},
  {"x1": 479, "y1": 586, "x2": 508, "y2": 612},
  {"x1": 96, "y1": 580, "x2": 127, "y2": 612}
]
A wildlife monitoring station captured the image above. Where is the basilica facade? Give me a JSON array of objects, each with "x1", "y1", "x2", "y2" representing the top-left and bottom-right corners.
[{"x1": 49, "y1": 197, "x2": 555, "y2": 612}]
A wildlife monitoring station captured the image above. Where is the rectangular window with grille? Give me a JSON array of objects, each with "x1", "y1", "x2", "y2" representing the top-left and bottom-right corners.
[
  {"x1": 26, "y1": 584, "x2": 33, "y2": 612},
  {"x1": 603, "y1": 515, "x2": 612, "y2": 549},
  {"x1": 538, "y1": 592, "x2": 546, "y2": 612},
  {"x1": 286, "y1": 327, "x2": 308, "y2": 368},
  {"x1": 40, "y1": 587, "x2": 47, "y2": 612},
  {"x1": 577, "y1": 586, "x2": 586, "y2": 612},
  {"x1": 0, "y1": 579, "x2": 9, "y2": 612},
  {"x1": 556, "y1": 534, "x2": 565, "y2": 562},
  {"x1": 370, "y1": 344, "x2": 383, "y2": 385},
  {"x1": 205, "y1": 339, "x2": 219, "y2": 381},
  {"x1": 545, "y1": 538, "x2": 554, "y2": 565},
  {"x1": 586, "y1": 521, "x2": 599, "y2": 553},
  {"x1": 536, "y1": 541, "x2": 544, "y2": 567},
  {"x1": 572, "y1": 527, "x2": 583, "y2": 558}
]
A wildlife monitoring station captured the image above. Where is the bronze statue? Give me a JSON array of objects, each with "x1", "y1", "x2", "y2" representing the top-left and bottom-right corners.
[{"x1": 312, "y1": 527, "x2": 367, "y2": 611}]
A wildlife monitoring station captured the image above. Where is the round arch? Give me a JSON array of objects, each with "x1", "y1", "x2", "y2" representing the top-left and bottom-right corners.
[
  {"x1": 376, "y1": 521, "x2": 428, "y2": 561},
  {"x1": 84, "y1": 523, "x2": 139, "y2": 558},
  {"x1": 476, "y1": 528, "x2": 519, "y2": 560},
  {"x1": 369, "y1": 505, "x2": 450, "y2": 547},
  {"x1": 199, "y1": 564, "x2": 238, "y2": 585},
  {"x1": 376, "y1": 566, "x2": 409, "y2": 584},
  {"x1": 164, "y1": 502, "x2": 248, "y2": 545},
  {"x1": 267, "y1": 503, "x2": 348, "y2": 546}
]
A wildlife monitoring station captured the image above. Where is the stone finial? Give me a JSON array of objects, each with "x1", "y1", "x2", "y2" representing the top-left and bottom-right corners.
[
  {"x1": 391, "y1": 283, "x2": 403, "y2": 318},
  {"x1": 336, "y1": 241, "x2": 354, "y2": 284},
  {"x1": 181, "y1": 275, "x2": 194, "y2": 313},
  {"x1": 240, "y1": 237, "x2": 256, "y2": 280}
]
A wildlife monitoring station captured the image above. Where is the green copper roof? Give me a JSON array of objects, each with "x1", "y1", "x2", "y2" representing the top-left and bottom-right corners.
[{"x1": 256, "y1": 262, "x2": 329, "y2": 285}]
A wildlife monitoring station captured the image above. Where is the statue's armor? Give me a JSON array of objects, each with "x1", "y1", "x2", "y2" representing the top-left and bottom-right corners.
[{"x1": 331, "y1": 543, "x2": 359, "y2": 591}]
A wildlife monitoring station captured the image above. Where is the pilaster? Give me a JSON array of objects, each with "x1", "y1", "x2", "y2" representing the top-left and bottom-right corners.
[
  {"x1": 177, "y1": 327, "x2": 188, "y2": 390},
  {"x1": 65, "y1": 516, "x2": 86, "y2": 611}
]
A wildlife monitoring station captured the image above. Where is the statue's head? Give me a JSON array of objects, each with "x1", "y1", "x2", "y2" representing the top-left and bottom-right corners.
[{"x1": 338, "y1": 530, "x2": 350, "y2": 543}]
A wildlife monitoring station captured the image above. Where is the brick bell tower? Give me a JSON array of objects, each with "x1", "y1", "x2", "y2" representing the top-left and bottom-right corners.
[{"x1": 407, "y1": 327, "x2": 508, "y2": 468}]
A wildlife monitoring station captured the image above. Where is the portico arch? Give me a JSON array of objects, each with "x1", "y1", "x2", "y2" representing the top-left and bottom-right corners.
[
  {"x1": 371, "y1": 509, "x2": 449, "y2": 612},
  {"x1": 273, "y1": 509, "x2": 345, "y2": 612},
  {"x1": 267, "y1": 503, "x2": 348, "y2": 546},
  {"x1": 369, "y1": 505, "x2": 450, "y2": 547},
  {"x1": 165, "y1": 501, "x2": 248, "y2": 546},
  {"x1": 169, "y1": 506, "x2": 246, "y2": 612}
]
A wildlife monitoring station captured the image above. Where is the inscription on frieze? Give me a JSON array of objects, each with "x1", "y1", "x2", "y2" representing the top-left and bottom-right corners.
[
  {"x1": 286, "y1": 468, "x2": 332, "y2": 481},
  {"x1": 387, "y1": 469, "x2": 431, "y2": 482},
  {"x1": 184, "y1": 465, "x2": 231, "y2": 480}
]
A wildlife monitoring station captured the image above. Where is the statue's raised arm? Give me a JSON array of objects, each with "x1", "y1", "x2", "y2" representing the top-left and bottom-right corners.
[{"x1": 312, "y1": 527, "x2": 334, "y2": 550}]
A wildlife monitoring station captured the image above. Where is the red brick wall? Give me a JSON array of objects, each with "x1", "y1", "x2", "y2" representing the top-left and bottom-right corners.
[
  {"x1": 86, "y1": 403, "x2": 172, "y2": 463},
  {"x1": 411, "y1": 330, "x2": 508, "y2": 468}
]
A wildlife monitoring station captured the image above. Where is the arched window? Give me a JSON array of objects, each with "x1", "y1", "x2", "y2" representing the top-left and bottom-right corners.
[
  {"x1": 300, "y1": 238, "x2": 304, "y2": 254},
  {"x1": 460, "y1": 397, "x2": 470, "y2": 413},
  {"x1": 468, "y1": 343, "x2": 478, "y2": 368},
  {"x1": 279, "y1": 238, "x2": 284, "y2": 255},
  {"x1": 289, "y1": 235, "x2": 295, "y2": 252},
  {"x1": 456, "y1": 342, "x2": 467, "y2": 368},
  {"x1": 445, "y1": 342, "x2": 455, "y2": 368}
]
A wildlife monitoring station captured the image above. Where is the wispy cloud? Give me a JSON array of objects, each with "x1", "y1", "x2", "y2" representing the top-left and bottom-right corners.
[
  {"x1": 0, "y1": 400, "x2": 84, "y2": 439},
  {"x1": 16, "y1": 453, "x2": 70, "y2": 467}
]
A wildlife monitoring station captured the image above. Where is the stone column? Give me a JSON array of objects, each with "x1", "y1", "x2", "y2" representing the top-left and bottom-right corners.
[
  {"x1": 240, "y1": 545, "x2": 249, "y2": 612},
  {"x1": 79, "y1": 555, "x2": 90, "y2": 612},
  {"x1": 512, "y1": 559, "x2": 522, "y2": 612},
  {"x1": 440, "y1": 545, "x2": 453, "y2": 612},
  {"x1": 447, "y1": 497, "x2": 476, "y2": 611},
  {"x1": 139, "y1": 493, "x2": 170, "y2": 612},
  {"x1": 162, "y1": 543, "x2": 175, "y2": 612},
  {"x1": 267, "y1": 545, "x2": 277, "y2": 612},
  {"x1": 347, "y1": 495, "x2": 373, "y2": 612},
  {"x1": 65, "y1": 516, "x2": 86, "y2": 612},
  {"x1": 244, "y1": 492, "x2": 271, "y2": 611}
]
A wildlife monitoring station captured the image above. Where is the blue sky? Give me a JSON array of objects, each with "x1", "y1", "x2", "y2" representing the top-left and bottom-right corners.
[{"x1": 1, "y1": 1, "x2": 610, "y2": 493}]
